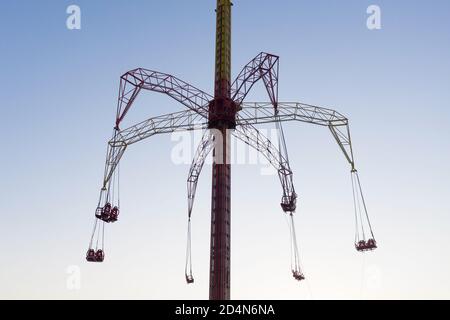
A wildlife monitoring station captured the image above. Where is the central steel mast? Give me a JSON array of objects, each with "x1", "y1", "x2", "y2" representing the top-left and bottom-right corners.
[{"x1": 208, "y1": 0, "x2": 236, "y2": 300}]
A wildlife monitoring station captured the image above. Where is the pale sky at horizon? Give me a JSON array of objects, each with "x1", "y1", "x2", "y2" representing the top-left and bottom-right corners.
[{"x1": 0, "y1": 0, "x2": 450, "y2": 300}]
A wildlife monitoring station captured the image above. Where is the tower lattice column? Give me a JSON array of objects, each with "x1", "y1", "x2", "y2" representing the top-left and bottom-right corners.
[{"x1": 209, "y1": 0, "x2": 234, "y2": 300}]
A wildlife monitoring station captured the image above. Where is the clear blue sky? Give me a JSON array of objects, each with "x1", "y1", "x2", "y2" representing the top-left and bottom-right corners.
[{"x1": 0, "y1": 0, "x2": 449, "y2": 299}]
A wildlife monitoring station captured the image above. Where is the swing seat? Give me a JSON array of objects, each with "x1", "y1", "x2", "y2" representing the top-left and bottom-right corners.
[
  {"x1": 292, "y1": 271, "x2": 305, "y2": 281},
  {"x1": 86, "y1": 249, "x2": 105, "y2": 262},
  {"x1": 186, "y1": 275, "x2": 194, "y2": 284},
  {"x1": 95, "y1": 207, "x2": 103, "y2": 219},
  {"x1": 355, "y1": 239, "x2": 377, "y2": 252},
  {"x1": 95, "y1": 250, "x2": 105, "y2": 262},
  {"x1": 86, "y1": 249, "x2": 96, "y2": 262},
  {"x1": 109, "y1": 206, "x2": 119, "y2": 223},
  {"x1": 281, "y1": 202, "x2": 296, "y2": 212},
  {"x1": 366, "y1": 238, "x2": 377, "y2": 250},
  {"x1": 280, "y1": 194, "x2": 297, "y2": 213},
  {"x1": 281, "y1": 197, "x2": 296, "y2": 213},
  {"x1": 96, "y1": 203, "x2": 113, "y2": 223}
]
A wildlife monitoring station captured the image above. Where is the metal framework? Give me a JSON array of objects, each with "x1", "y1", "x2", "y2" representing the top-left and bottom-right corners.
[{"x1": 87, "y1": 0, "x2": 376, "y2": 300}]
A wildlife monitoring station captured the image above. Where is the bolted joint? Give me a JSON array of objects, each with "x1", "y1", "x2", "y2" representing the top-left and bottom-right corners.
[{"x1": 208, "y1": 98, "x2": 238, "y2": 129}]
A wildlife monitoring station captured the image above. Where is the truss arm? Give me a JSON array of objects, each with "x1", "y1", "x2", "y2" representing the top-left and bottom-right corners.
[
  {"x1": 329, "y1": 124, "x2": 355, "y2": 170},
  {"x1": 115, "y1": 69, "x2": 212, "y2": 128},
  {"x1": 231, "y1": 53, "x2": 280, "y2": 108},
  {"x1": 97, "y1": 131, "x2": 127, "y2": 208},
  {"x1": 258, "y1": 65, "x2": 298, "y2": 212},
  {"x1": 110, "y1": 110, "x2": 208, "y2": 147},
  {"x1": 184, "y1": 131, "x2": 215, "y2": 286},
  {"x1": 232, "y1": 118, "x2": 297, "y2": 212},
  {"x1": 98, "y1": 110, "x2": 208, "y2": 206},
  {"x1": 187, "y1": 130, "x2": 215, "y2": 218},
  {"x1": 103, "y1": 132, "x2": 126, "y2": 188},
  {"x1": 237, "y1": 102, "x2": 354, "y2": 169},
  {"x1": 238, "y1": 102, "x2": 349, "y2": 127}
]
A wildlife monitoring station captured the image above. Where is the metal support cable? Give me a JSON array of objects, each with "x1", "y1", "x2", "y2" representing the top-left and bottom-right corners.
[
  {"x1": 355, "y1": 171, "x2": 375, "y2": 239},
  {"x1": 101, "y1": 221, "x2": 105, "y2": 251},
  {"x1": 289, "y1": 214, "x2": 301, "y2": 272},
  {"x1": 185, "y1": 218, "x2": 194, "y2": 284},
  {"x1": 89, "y1": 218, "x2": 98, "y2": 249},
  {"x1": 351, "y1": 171, "x2": 360, "y2": 242}
]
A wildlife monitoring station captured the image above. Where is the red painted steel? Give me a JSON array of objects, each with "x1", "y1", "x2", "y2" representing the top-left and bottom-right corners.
[{"x1": 208, "y1": 0, "x2": 234, "y2": 301}]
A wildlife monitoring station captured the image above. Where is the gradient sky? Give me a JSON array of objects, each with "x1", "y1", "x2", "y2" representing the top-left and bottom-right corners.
[{"x1": 0, "y1": 0, "x2": 449, "y2": 299}]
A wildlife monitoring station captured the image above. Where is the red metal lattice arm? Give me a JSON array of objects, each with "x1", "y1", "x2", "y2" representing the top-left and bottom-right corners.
[
  {"x1": 111, "y1": 109, "x2": 207, "y2": 147},
  {"x1": 187, "y1": 131, "x2": 215, "y2": 218},
  {"x1": 238, "y1": 102, "x2": 349, "y2": 126},
  {"x1": 115, "y1": 69, "x2": 212, "y2": 129},
  {"x1": 232, "y1": 118, "x2": 297, "y2": 212},
  {"x1": 230, "y1": 52, "x2": 279, "y2": 107},
  {"x1": 238, "y1": 102, "x2": 355, "y2": 168},
  {"x1": 101, "y1": 110, "x2": 207, "y2": 195}
]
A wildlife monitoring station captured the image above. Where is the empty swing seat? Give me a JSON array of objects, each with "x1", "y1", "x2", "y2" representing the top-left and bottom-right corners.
[
  {"x1": 281, "y1": 195, "x2": 297, "y2": 213},
  {"x1": 281, "y1": 203, "x2": 296, "y2": 212},
  {"x1": 186, "y1": 275, "x2": 194, "y2": 284},
  {"x1": 95, "y1": 207, "x2": 103, "y2": 219},
  {"x1": 281, "y1": 198, "x2": 297, "y2": 213},
  {"x1": 355, "y1": 239, "x2": 377, "y2": 252}
]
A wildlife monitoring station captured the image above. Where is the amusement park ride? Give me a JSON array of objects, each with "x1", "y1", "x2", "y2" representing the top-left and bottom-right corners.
[{"x1": 86, "y1": 0, "x2": 377, "y2": 300}]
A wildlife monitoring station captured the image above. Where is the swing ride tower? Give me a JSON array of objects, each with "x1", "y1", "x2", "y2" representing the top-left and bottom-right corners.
[
  {"x1": 86, "y1": 0, "x2": 377, "y2": 300},
  {"x1": 208, "y1": 0, "x2": 234, "y2": 300}
]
